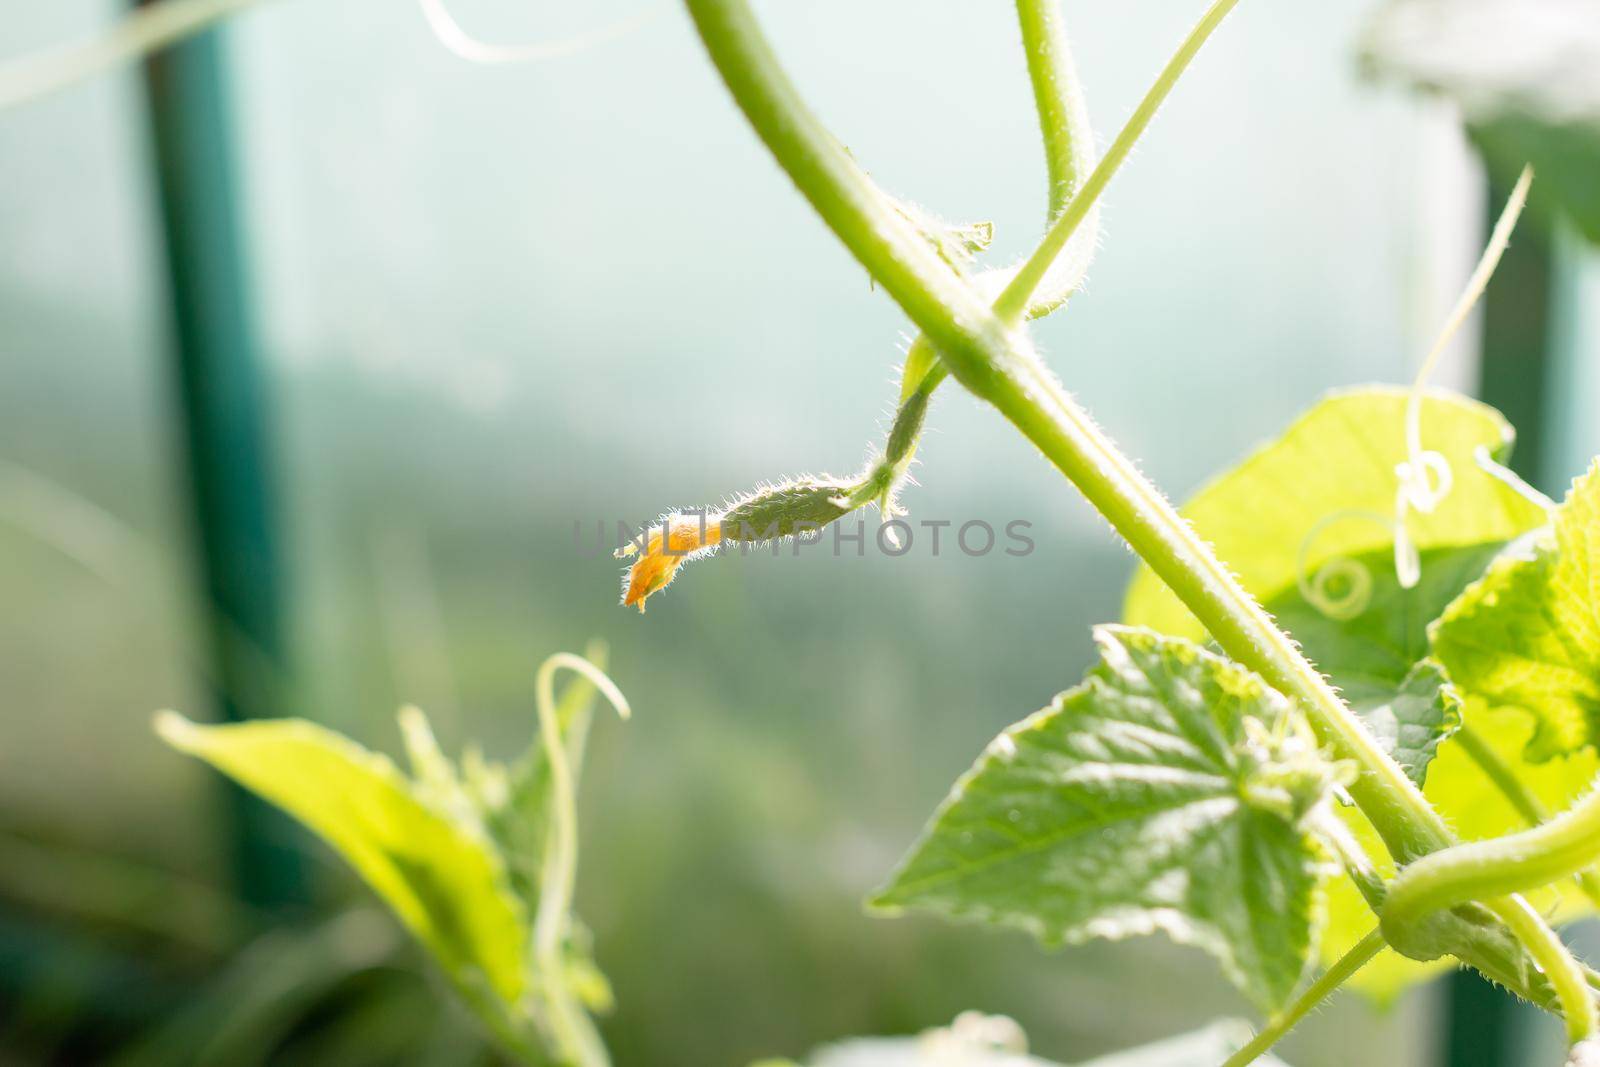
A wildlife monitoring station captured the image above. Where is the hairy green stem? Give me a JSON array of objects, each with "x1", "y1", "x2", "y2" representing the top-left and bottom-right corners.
[
  {"x1": 991, "y1": 0, "x2": 1241, "y2": 322},
  {"x1": 680, "y1": 0, "x2": 1584, "y2": 1010},
  {"x1": 1455, "y1": 725, "x2": 1600, "y2": 908},
  {"x1": 1486, "y1": 896, "x2": 1596, "y2": 1045},
  {"x1": 1316, "y1": 808, "x2": 1388, "y2": 911},
  {"x1": 533, "y1": 654, "x2": 630, "y2": 1067},
  {"x1": 978, "y1": 336, "x2": 1451, "y2": 860},
  {"x1": 684, "y1": 0, "x2": 1446, "y2": 867},
  {"x1": 685, "y1": 0, "x2": 1004, "y2": 372},
  {"x1": 1219, "y1": 928, "x2": 1386, "y2": 1067},
  {"x1": 894, "y1": 0, "x2": 1096, "y2": 408},
  {"x1": 1015, "y1": 0, "x2": 1095, "y2": 220}
]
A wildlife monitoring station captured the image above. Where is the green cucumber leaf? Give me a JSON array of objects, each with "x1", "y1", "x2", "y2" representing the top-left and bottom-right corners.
[
  {"x1": 158, "y1": 649, "x2": 624, "y2": 1063},
  {"x1": 890, "y1": 197, "x2": 995, "y2": 272},
  {"x1": 1433, "y1": 461, "x2": 1600, "y2": 760},
  {"x1": 155, "y1": 712, "x2": 528, "y2": 1007},
  {"x1": 1344, "y1": 659, "x2": 1461, "y2": 788},
  {"x1": 1361, "y1": 0, "x2": 1600, "y2": 243},
  {"x1": 871, "y1": 627, "x2": 1342, "y2": 1011}
]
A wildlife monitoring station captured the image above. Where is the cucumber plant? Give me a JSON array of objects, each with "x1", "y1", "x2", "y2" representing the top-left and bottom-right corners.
[
  {"x1": 8, "y1": 0, "x2": 1593, "y2": 1063},
  {"x1": 158, "y1": 647, "x2": 630, "y2": 1067},
  {"x1": 614, "y1": 0, "x2": 1600, "y2": 1064}
]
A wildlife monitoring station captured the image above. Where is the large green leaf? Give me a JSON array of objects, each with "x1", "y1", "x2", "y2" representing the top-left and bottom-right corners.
[
  {"x1": 1433, "y1": 461, "x2": 1600, "y2": 760},
  {"x1": 1124, "y1": 388, "x2": 1544, "y2": 643},
  {"x1": 1361, "y1": 0, "x2": 1600, "y2": 243},
  {"x1": 155, "y1": 713, "x2": 528, "y2": 1006},
  {"x1": 871, "y1": 627, "x2": 1340, "y2": 1011}
]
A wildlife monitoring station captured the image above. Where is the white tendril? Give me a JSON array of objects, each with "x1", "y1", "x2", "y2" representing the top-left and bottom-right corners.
[
  {"x1": 532, "y1": 653, "x2": 629, "y2": 989},
  {"x1": 418, "y1": 0, "x2": 660, "y2": 65},
  {"x1": 1295, "y1": 510, "x2": 1394, "y2": 621},
  {"x1": 1396, "y1": 164, "x2": 1534, "y2": 589},
  {"x1": 1474, "y1": 445, "x2": 1558, "y2": 514},
  {"x1": 1392, "y1": 492, "x2": 1422, "y2": 591}
]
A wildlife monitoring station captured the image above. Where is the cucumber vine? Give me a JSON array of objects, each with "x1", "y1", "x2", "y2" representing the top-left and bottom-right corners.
[
  {"x1": 10, "y1": 0, "x2": 1599, "y2": 1063},
  {"x1": 631, "y1": 0, "x2": 1600, "y2": 1062}
]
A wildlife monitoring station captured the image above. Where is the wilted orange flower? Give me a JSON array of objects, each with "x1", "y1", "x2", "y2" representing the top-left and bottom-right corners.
[{"x1": 617, "y1": 514, "x2": 723, "y2": 612}]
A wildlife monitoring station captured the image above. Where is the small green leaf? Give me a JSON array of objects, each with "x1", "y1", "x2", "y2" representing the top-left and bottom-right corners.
[
  {"x1": 1361, "y1": 0, "x2": 1600, "y2": 243},
  {"x1": 1433, "y1": 461, "x2": 1600, "y2": 760},
  {"x1": 871, "y1": 627, "x2": 1340, "y2": 1011},
  {"x1": 154, "y1": 712, "x2": 528, "y2": 1007},
  {"x1": 889, "y1": 197, "x2": 995, "y2": 271},
  {"x1": 1347, "y1": 659, "x2": 1461, "y2": 787}
]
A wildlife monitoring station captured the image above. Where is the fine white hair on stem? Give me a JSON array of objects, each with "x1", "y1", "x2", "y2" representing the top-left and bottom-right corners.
[
  {"x1": 1393, "y1": 164, "x2": 1534, "y2": 588},
  {"x1": 0, "y1": 0, "x2": 268, "y2": 113},
  {"x1": 417, "y1": 0, "x2": 662, "y2": 65}
]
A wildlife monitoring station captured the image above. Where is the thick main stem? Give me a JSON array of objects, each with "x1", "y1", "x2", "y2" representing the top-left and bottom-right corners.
[
  {"x1": 680, "y1": 0, "x2": 1600, "y2": 1019},
  {"x1": 1016, "y1": 0, "x2": 1096, "y2": 220},
  {"x1": 992, "y1": 0, "x2": 1241, "y2": 323},
  {"x1": 894, "y1": 0, "x2": 1096, "y2": 431}
]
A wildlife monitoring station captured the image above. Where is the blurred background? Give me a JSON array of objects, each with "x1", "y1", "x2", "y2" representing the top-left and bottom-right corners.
[{"x1": 2, "y1": 0, "x2": 1599, "y2": 1064}]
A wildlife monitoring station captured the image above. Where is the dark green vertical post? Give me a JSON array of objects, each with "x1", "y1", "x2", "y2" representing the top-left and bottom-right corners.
[
  {"x1": 136, "y1": 10, "x2": 305, "y2": 909},
  {"x1": 1477, "y1": 185, "x2": 1557, "y2": 488},
  {"x1": 1445, "y1": 178, "x2": 1561, "y2": 1067}
]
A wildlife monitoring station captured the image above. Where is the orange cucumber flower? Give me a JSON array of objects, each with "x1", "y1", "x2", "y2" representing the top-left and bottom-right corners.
[{"x1": 616, "y1": 513, "x2": 723, "y2": 611}]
